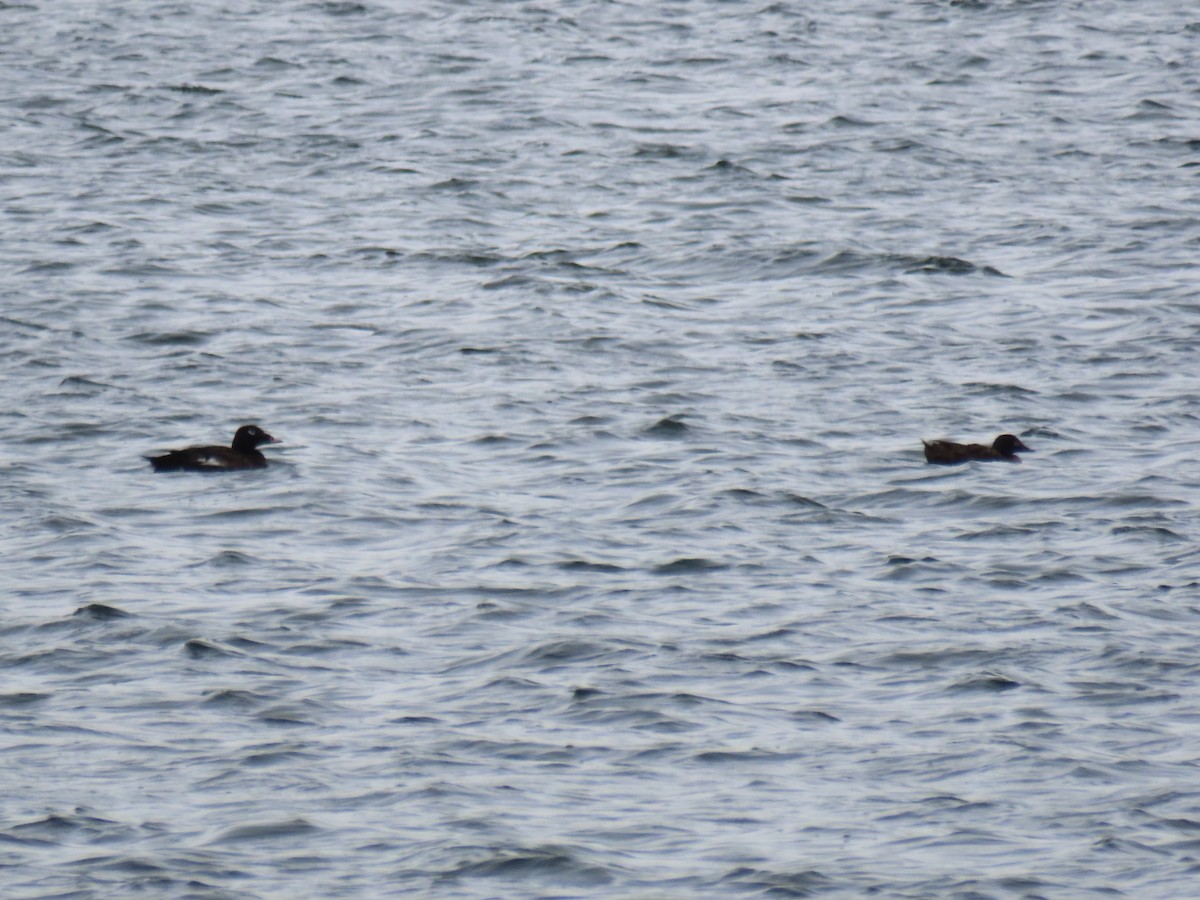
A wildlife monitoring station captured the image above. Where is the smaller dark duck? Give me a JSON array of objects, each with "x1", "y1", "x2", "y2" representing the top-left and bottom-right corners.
[
  {"x1": 146, "y1": 424, "x2": 280, "y2": 472},
  {"x1": 922, "y1": 433, "x2": 1032, "y2": 465}
]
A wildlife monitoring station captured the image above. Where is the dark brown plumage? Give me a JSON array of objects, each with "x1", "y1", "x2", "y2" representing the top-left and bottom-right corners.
[
  {"x1": 146, "y1": 425, "x2": 279, "y2": 472},
  {"x1": 922, "y1": 433, "x2": 1032, "y2": 465}
]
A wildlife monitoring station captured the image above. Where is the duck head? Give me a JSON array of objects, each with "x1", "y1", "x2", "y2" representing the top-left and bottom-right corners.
[{"x1": 992, "y1": 434, "x2": 1032, "y2": 457}]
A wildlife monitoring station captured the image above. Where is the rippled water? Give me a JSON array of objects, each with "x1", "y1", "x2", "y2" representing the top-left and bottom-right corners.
[{"x1": 3, "y1": 1, "x2": 1200, "y2": 896}]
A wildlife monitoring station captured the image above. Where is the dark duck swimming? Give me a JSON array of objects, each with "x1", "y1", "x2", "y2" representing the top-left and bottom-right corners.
[
  {"x1": 146, "y1": 424, "x2": 280, "y2": 472},
  {"x1": 922, "y1": 433, "x2": 1032, "y2": 465}
]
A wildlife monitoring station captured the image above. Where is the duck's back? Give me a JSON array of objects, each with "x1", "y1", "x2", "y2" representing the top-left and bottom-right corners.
[
  {"x1": 922, "y1": 439, "x2": 994, "y2": 464},
  {"x1": 145, "y1": 445, "x2": 267, "y2": 472}
]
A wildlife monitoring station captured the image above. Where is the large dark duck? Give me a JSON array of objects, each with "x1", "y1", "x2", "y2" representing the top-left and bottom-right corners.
[
  {"x1": 922, "y1": 433, "x2": 1032, "y2": 465},
  {"x1": 146, "y1": 425, "x2": 280, "y2": 472}
]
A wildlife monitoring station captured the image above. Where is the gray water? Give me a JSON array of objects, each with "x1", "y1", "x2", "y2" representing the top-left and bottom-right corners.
[{"x1": 3, "y1": 1, "x2": 1200, "y2": 897}]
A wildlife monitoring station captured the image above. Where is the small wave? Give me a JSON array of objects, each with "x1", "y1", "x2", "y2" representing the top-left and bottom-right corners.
[
  {"x1": 210, "y1": 818, "x2": 319, "y2": 844},
  {"x1": 902, "y1": 254, "x2": 1008, "y2": 276},
  {"x1": 521, "y1": 640, "x2": 613, "y2": 664},
  {"x1": 643, "y1": 415, "x2": 690, "y2": 437},
  {"x1": 653, "y1": 557, "x2": 727, "y2": 574},
  {"x1": 188, "y1": 551, "x2": 260, "y2": 568},
  {"x1": 0, "y1": 692, "x2": 48, "y2": 707},
  {"x1": 555, "y1": 559, "x2": 626, "y2": 573},
  {"x1": 71, "y1": 603, "x2": 130, "y2": 620},
  {"x1": 719, "y1": 866, "x2": 836, "y2": 896},
  {"x1": 693, "y1": 748, "x2": 802, "y2": 764},
  {"x1": 446, "y1": 845, "x2": 614, "y2": 887},
  {"x1": 183, "y1": 639, "x2": 235, "y2": 659},
  {"x1": 946, "y1": 673, "x2": 1022, "y2": 694},
  {"x1": 165, "y1": 83, "x2": 224, "y2": 94},
  {"x1": 202, "y1": 689, "x2": 266, "y2": 708},
  {"x1": 124, "y1": 331, "x2": 212, "y2": 346}
]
